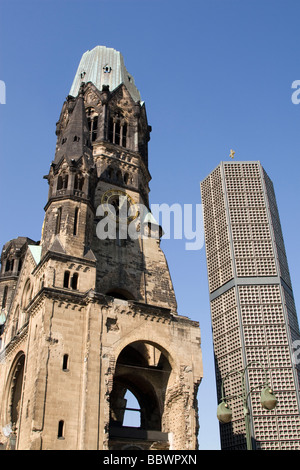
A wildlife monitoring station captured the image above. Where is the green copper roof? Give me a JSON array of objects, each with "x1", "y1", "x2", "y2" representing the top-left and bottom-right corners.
[
  {"x1": 0, "y1": 311, "x2": 6, "y2": 325},
  {"x1": 29, "y1": 245, "x2": 42, "y2": 265},
  {"x1": 69, "y1": 46, "x2": 141, "y2": 102}
]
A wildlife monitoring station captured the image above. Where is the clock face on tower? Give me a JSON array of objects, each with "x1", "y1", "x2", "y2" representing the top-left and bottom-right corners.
[{"x1": 101, "y1": 189, "x2": 139, "y2": 223}]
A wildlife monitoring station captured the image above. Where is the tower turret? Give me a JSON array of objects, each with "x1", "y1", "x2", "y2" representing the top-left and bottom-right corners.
[
  {"x1": 54, "y1": 83, "x2": 93, "y2": 165},
  {"x1": 41, "y1": 85, "x2": 96, "y2": 259}
]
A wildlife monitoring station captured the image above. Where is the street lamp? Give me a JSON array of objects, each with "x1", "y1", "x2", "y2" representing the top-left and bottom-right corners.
[{"x1": 216, "y1": 361, "x2": 277, "y2": 450}]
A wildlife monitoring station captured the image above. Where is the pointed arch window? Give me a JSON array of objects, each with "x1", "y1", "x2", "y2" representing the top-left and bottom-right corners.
[
  {"x1": 108, "y1": 115, "x2": 128, "y2": 148},
  {"x1": 74, "y1": 173, "x2": 84, "y2": 191},
  {"x1": 87, "y1": 108, "x2": 98, "y2": 142},
  {"x1": 57, "y1": 174, "x2": 68, "y2": 191},
  {"x1": 2, "y1": 286, "x2": 8, "y2": 309},
  {"x1": 124, "y1": 173, "x2": 129, "y2": 185},
  {"x1": 13, "y1": 305, "x2": 20, "y2": 336},
  {"x1": 73, "y1": 207, "x2": 79, "y2": 236},
  {"x1": 5, "y1": 260, "x2": 10, "y2": 272},
  {"x1": 21, "y1": 279, "x2": 32, "y2": 309},
  {"x1": 115, "y1": 121, "x2": 121, "y2": 145},
  {"x1": 55, "y1": 207, "x2": 62, "y2": 235},
  {"x1": 122, "y1": 122, "x2": 127, "y2": 147},
  {"x1": 18, "y1": 259, "x2": 22, "y2": 273},
  {"x1": 5, "y1": 259, "x2": 13, "y2": 272},
  {"x1": 57, "y1": 176, "x2": 62, "y2": 191},
  {"x1": 107, "y1": 167, "x2": 114, "y2": 180},
  {"x1": 116, "y1": 170, "x2": 122, "y2": 183},
  {"x1": 123, "y1": 390, "x2": 141, "y2": 427}
]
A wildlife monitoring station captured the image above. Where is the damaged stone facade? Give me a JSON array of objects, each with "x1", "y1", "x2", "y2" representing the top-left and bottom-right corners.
[{"x1": 0, "y1": 46, "x2": 202, "y2": 450}]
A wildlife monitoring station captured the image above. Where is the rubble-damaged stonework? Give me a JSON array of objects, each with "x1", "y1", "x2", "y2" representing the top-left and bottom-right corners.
[{"x1": 0, "y1": 46, "x2": 202, "y2": 450}]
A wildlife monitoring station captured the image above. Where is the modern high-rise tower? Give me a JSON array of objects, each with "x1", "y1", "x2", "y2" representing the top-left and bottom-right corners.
[
  {"x1": 201, "y1": 161, "x2": 300, "y2": 450},
  {"x1": 0, "y1": 46, "x2": 202, "y2": 450}
]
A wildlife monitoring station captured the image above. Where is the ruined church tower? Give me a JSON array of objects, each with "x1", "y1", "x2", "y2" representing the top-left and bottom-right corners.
[{"x1": 0, "y1": 46, "x2": 202, "y2": 450}]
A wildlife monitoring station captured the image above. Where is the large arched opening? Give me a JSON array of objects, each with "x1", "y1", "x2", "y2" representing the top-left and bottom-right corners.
[
  {"x1": 3, "y1": 352, "x2": 26, "y2": 446},
  {"x1": 109, "y1": 341, "x2": 172, "y2": 449}
]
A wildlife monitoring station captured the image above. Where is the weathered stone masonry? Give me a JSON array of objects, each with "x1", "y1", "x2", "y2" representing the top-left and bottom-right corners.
[{"x1": 0, "y1": 46, "x2": 202, "y2": 450}]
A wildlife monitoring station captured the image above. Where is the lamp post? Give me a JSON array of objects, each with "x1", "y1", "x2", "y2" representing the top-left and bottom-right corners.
[{"x1": 216, "y1": 361, "x2": 277, "y2": 450}]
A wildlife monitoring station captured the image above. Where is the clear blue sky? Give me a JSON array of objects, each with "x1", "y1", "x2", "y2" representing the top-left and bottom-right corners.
[{"x1": 0, "y1": 0, "x2": 299, "y2": 450}]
